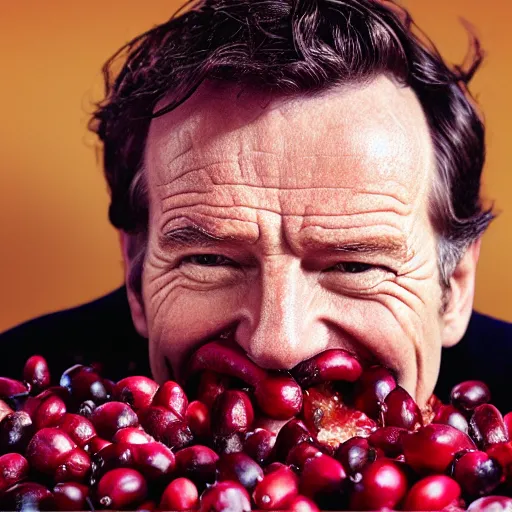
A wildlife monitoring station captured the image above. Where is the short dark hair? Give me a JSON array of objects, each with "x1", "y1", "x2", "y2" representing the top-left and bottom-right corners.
[{"x1": 90, "y1": 0, "x2": 494, "y2": 285}]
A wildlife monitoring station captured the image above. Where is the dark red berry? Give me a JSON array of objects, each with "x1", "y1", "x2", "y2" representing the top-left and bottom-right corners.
[{"x1": 96, "y1": 468, "x2": 147, "y2": 510}]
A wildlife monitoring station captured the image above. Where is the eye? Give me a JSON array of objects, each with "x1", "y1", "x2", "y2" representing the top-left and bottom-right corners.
[
  {"x1": 328, "y1": 262, "x2": 374, "y2": 273},
  {"x1": 182, "y1": 254, "x2": 236, "y2": 267}
]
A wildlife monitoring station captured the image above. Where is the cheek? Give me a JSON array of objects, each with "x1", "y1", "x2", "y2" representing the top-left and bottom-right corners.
[{"x1": 143, "y1": 270, "x2": 248, "y2": 382}]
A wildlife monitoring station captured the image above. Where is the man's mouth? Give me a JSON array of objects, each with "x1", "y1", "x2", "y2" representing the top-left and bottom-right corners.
[{"x1": 177, "y1": 337, "x2": 415, "y2": 452}]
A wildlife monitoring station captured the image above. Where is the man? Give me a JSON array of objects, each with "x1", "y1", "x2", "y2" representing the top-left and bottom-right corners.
[{"x1": 1, "y1": 0, "x2": 510, "y2": 412}]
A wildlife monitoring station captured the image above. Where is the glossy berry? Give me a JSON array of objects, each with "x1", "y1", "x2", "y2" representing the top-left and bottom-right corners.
[
  {"x1": 200, "y1": 480, "x2": 251, "y2": 512},
  {"x1": 0, "y1": 482, "x2": 55, "y2": 512},
  {"x1": 254, "y1": 375, "x2": 303, "y2": 420},
  {"x1": 113, "y1": 376, "x2": 159, "y2": 411},
  {"x1": 337, "y1": 436, "x2": 376, "y2": 474},
  {"x1": 433, "y1": 404, "x2": 469, "y2": 434},
  {"x1": 112, "y1": 427, "x2": 154, "y2": 444},
  {"x1": 243, "y1": 428, "x2": 276, "y2": 465},
  {"x1": 132, "y1": 442, "x2": 176, "y2": 480},
  {"x1": 403, "y1": 424, "x2": 476, "y2": 473},
  {"x1": 368, "y1": 426, "x2": 407, "y2": 458},
  {"x1": 25, "y1": 427, "x2": 76, "y2": 476},
  {"x1": 23, "y1": 355, "x2": 51, "y2": 392},
  {"x1": 349, "y1": 458, "x2": 408, "y2": 511},
  {"x1": 286, "y1": 442, "x2": 323, "y2": 472},
  {"x1": 23, "y1": 390, "x2": 67, "y2": 430},
  {"x1": 300, "y1": 453, "x2": 346, "y2": 498},
  {"x1": 97, "y1": 468, "x2": 148, "y2": 509},
  {"x1": 54, "y1": 446, "x2": 91, "y2": 483},
  {"x1": 470, "y1": 404, "x2": 509, "y2": 450},
  {"x1": 403, "y1": 475, "x2": 461, "y2": 511},
  {"x1": 288, "y1": 495, "x2": 321, "y2": 512},
  {"x1": 175, "y1": 445, "x2": 219, "y2": 486},
  {"x1": 186, "y1": 400, "x2": 211, "y2": 439},
  {"x1": 0, "y1": 453, "x2": 29, "y2": 492},
  {"x1": 211, "y1": 390, "x2": 254, "y2": 436},
  {"x1": 160, "y1": 477, "x2": 199, "y2": 511},
  {"x1": 91, "y1": 401, "x2": 139, "y2": 440},
  {"x1": 0, "y1": 410, "x2": 34, "y2": 454},
  {"x1": 453, "y1": 450, "x2": 502, "y2": 497},
  {"x1": 467, "y1": 495, "x2": 512, "y2": 511},
  {"x1": 383, "y1": 386, "x2": 422, "y2": 430},
  {"x1": 152, "y1": 380, "x2": 188, "y2": 419},
  {"x1": 58, "y1": 413, "x2": 96, "y2": 447},
  {"x1": 216, "y1": 452, "x2": 264, "y2": 490},
  {"x1": 451, "y1": 380, "x2": 491, "y2": 413},
  {"x1": 272, "y1": 419, "x2": 314, "y2": 463},
  {"x1": 353, "y1": 365, "x2": 397, "y2": 419},
  {"x1": 252, "y1": 465, "x2": 299, "y2": 510},
  {"x1": 53, "y1": 482, "x2": 89, "y2": 511}
]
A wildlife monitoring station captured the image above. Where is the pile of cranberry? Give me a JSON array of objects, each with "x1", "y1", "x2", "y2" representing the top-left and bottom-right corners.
[{"x1": 0, "y1": 341, "x2": 511, "y2": 511}]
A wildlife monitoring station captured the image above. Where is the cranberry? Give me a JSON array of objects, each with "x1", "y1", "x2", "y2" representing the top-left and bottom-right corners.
[
  {"x1": 200, "y1": 480, "x2": 251, "y2": 512},
  {"x1": 160, "y1": 477, "x2": 199, "y2": 511},
  {"x1": 286, "y1": 442, "x2": 323, "y2": 472},
  {"x1": 453, "y1": 450, "x2": 502, "y2": 497},
  {"x1": 272, "y1": 419, "x2": 314, "y2": 463},
  {"x1": 403, "y1": 475, "x2": 462, "y2": 511},
  {"x1": 291, "y1": 349, "x2": 363, "y2": 387},
  {"x1": 23, "y1": 390, "x2": 67, "y2": 430},
  {"x1": 152, "y1": 380, "x2": 188, "y2": 418},
  {"x1": 353, "y1": 365, "x2": 397, "y2": 419},
  {"x1": 349, "y1": 458, "x2": 408, "y2": 511},
  {"x1": 337, "y1": 436, "x2": 376, "y2": 474},
  {"x1": 252, "y1": 465, "x2": 299, "y2": 509},
  {"x1": 403, "y1": 424, "x2": 476, "y2": 473},
  {"x1": 288, "y1": 494, "x2": 321, "y2": 512},
  {"x1": 186, "y1": 400, "x2": 211, "y2": 439},
  {"x1": 113, "y1": 376, "x2": 159, "y2": 411},
  {"x1": 132, "y1": 442, "x2": 176, "y2": 481},
  {"x1": 90, "y1": 442, "x2": 135, "y2": 483},
  {"x1": 85, "y1": 435, "x2": 111, "y2": 456},
  {"x1": 254, "y1": 374, "x2": 303, "y2": 420},
  {"x1": 486, "y1": 441, "x2": 512, "y2": 481},
  {"x1": 137, "y1": 500, "x2": 156, "y2": 511},
  {"x1": 53, "y1": 482, "x2": 89, "y2": 511},
  {"x1": 137, "y1": 405, "x2": 181, "y2": 440},
  {"x1": 164, "y1": 419, "x2": 194, "y2": 450},
  {"x1": 300, "y1": 453, "x2": 346, "y2": 498},
  {"x1": 23, "y1": 355, "x2": 51, "y2": 392},
  {"x1": 54, "y1": 447, "x2": 91, "y2": 483},
  {"x1": 0, "y1": 410, "x2": 34, "y2": 454},
  {"x1": 451, "y1": 380, "x2": 491, "y2": 413},
  {"x1": 112, "y1": 427, "x2": 154, "y2": 444},
  {"x1": 434, "y1": 404, "x2": 470, "y2": 434},
  {"x1": 25, "y1": 427, "x2": 76, "y2": 476},
  {"x1": 216, "y1": 452, "x2": 264, "y2": 490},
  {"x1": 187, "y1": 341, "x2": 267, "y2": 388},
  {"x1": 0, "y1": 376, "x2": 28, "y2": 398},
  {"x1": 77, "y1": 399, "x2": 96, "y2": 419},
  {"x1": 96, "y1": 468, "x2": 148, "y2": 509},
  {"x1": 211, "y1": 390, "x2": 254, "y2": 437},
  {"x1": 196, "y1": 370, "x2": 231, "y2": 408},
  {"x1": 467, "y1": 495, "x2": 512, "y2": 511},
  {"x1": 368, "y1": 426, "x2": 407, "y2": 458},
  {"x1": 383, "y1": 386, "x2": 422, "y2": 430},
  {"x1": 470, "y1": 404, "x2": 509, "y2": 450},
  {"x1": 60, "y1": 365, "x2": 108, "y2": 406},
  {"x1": 243, "y1": 428, "x2": 276, "y2": 465},
  {"x1": 58, "y1": 413, "x2": 96, "y2": 447},
  {"x1": 0, "y1": 452, "x2": 29, "y2": 492},
  {"x1": 91, "y1": 401, "x2": 139, "y2": 440},
  {"x1": 175, "y1": 445, "x2": 219, "y2": 486},
  {"x1": 0, "y1": 482, "x2": 55, "y2": 511}
]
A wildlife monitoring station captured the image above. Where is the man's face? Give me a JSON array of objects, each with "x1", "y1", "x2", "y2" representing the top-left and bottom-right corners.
[{"x1": 136, "y1": 76, "x2": 450, "y2": 407}]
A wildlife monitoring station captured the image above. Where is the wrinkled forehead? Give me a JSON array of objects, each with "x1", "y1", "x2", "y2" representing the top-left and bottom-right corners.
[{"x1": 145, "y1": 77, "x2": 435, "y2": 202}]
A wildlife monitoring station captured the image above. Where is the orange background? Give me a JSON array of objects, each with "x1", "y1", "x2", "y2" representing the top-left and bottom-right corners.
[{"x1": 1, "y1": 1, "x2": 511, "y2": 333}]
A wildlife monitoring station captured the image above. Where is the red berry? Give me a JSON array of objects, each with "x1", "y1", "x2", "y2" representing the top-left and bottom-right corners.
[
  {"x1": 113, "y1": 376, "x2": 159, "y2": 411},
  {"x1": 300, "y1": 453, "x2": 346, "y2": 498},
  {"x1": 58, "y1": 413, "x2": 96, "y2": 447},
  {"x1": 453, "y1": 450, "x2": 502, "y2": 497},
  {"x1": 186, "y1": 400, "x2": 211, "y2": 439},
  {"x1": 243, "y1": 428, "x2": 276, "y2": 465},
  {"x1": 175, "y1": 445, "x2": 219, "y2": 486},
  {"x1": 112, "y1": 426, "x2": 154, "y2": 444},
  {"x1": 0, "y1": 410, "x2": 33, "y2": 453},
  {"x1": 211, "y1": 390, "x2": 254, "y2": 437},
  {"x1": 434, "y1": 404, "x2": 469, "y2": 434},
  {"x1": 288, "y1": 494, "x2": 321, "y2": 512},
  {"x1": 0, "y1": 377, "x2": 28, "y2": 398},
  {"x1": 349, "y1": 459, "x2": 408, "y2": 511},
  {"x1": 336, "y1": 436, "x2": 376, "y2": 474},
  {"x1": 23, "y1": 390, "x2": 66, "y2": 430},
  {"x1": 286, "y1": 442, "x2": 323, "y2": 472},
  {"x1": 196, "y1": 371, "x2": 230, "y2": 408},
  {"x1": 403, "y1": 424, "x2": 476, "y2": 473},
  {"x1": 200, "y1": 480, "x2": 251, "y2": 512},
  {"x1": 91, "y1": 401, "x2": 139, "y2": 440},
  {"x1": 383, "y1": 386, "x2": 422, "y2": 430},
  {"x1": 252, "y1": 465, "x2": 299, "y2": 510},
  {"x1": 273, "y1": 419, "x2": 314, "y2": 463},
  {"x1": 470, "y1": 404, "x2": 509, "y2": 450},
  {"x1": 254, "y1": 375, "x2": 303, "y2": 421},
  {"x1": 451, "y1": 381, "x2": 490, "y2": 413},
  {"x1": 467, "y1": 495, "x2": 512, "y2": 511},
  {"x1": 54, "y1": 446, "x2": 91, "y2": 483},
  {"x1": 368, "y1": 426, "x2": 408, "y2": 458},
  {"x1": 53, "y1": 482, "x2": 89, "y2": 511},
  {"x1": 403, "y1": 475, "x2": 461, "y2": 511},
  {"x1": 0, "y1": 453, "x2": 29, "y2": 492},
  {"x1": 132, "y1": 442, "x2": 176, "y2": 481},
  {"x1": 152, "y1": 380, "x2": 188, "y2": 418},
  {"x1": 160, "y1": 477, "x2": 199, "y2": 511},
  {"x1": 26, "y1": 427, "x2": 76, "y2": 476},
  {"x1": 23, "y1": 355, "x2": 51, "y2": 392},
  {"x1": 0, "y1": 482, "x2": 55, "y2": 511},
  {"x1": 353, "y1": 365, "x2": 397, "y2": 419},
  {"x1": 97, "y1": 468, "x2": 148, "y2": 509},
  {"x1": 216, "y1": 452, "x2": 264, "y2": 490}
]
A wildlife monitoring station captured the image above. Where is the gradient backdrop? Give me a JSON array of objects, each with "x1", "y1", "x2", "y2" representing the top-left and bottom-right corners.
[{"x1": 1, "y1": 1, "x2": 511, "y2": 333}]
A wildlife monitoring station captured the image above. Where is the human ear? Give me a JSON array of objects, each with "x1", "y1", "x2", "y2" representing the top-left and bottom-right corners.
[
  {"x1": 441, "y1": 239, "x2": 482, "y2": 348},
  {"x1": 119, "y1": 230, "x2": 149, "y2": 339}
]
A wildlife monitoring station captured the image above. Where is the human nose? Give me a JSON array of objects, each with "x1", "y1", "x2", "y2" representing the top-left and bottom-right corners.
[{"x1": 234, "y1": 257, "x2": 329, "y2": 370}]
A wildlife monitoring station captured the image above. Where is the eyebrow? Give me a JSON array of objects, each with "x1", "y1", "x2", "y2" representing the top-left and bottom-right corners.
[
  {"x1": 304, "y1": 237, "x2": 408, "y2": 260},
  {"x1": 159, "y1": 225, "x2": 253, "y2": 249}
]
